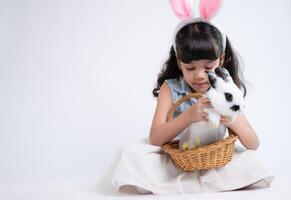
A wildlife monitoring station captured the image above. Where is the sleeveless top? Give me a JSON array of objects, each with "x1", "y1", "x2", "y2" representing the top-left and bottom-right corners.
[{"x1": 165, "y1": 76, "x2": 197, "y2": 118}]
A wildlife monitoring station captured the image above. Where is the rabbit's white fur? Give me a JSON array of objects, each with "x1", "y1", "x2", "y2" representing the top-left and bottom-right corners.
[{"x1": 178, "y1": 67, "x2": 244, "y2": 150}]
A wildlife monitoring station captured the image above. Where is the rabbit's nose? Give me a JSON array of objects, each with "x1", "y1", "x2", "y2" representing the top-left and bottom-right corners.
[{"x1": 230, "y1": 105, "x2": 240, "y2": 112}]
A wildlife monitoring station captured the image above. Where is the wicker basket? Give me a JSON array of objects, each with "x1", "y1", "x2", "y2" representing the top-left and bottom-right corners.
[{"x1": 161, "y1": 93, "x2": 238, "y2": 172}]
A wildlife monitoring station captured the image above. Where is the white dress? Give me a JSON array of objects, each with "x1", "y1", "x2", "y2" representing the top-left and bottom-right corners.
[
  {"x1": 107, "y1": 138, "x2": 274, "y2": 195},
  {"x1": 97, "y1": 77, "x2": 274, "y2": 195}
]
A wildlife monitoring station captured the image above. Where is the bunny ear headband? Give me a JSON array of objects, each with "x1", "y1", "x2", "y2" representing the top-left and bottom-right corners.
[{"x1": 169, "y1": 0, "x2": 226, "y2": 54}]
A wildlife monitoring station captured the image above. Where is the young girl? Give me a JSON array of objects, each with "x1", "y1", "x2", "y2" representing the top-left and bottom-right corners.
[{"x1": 99, "y1": 0, "x2": 274, "y2": 195}]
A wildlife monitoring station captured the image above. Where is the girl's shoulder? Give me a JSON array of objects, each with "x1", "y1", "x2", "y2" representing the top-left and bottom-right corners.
[
  {"x1": 165, "y1": 76, "x2": 190, "y2": 95},
  {"x1": 164, "y1": 77, "x2": 196, "y2": 118}
]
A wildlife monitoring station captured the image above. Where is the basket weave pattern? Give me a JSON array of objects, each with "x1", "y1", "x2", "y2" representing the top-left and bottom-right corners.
[{"x1": 161, "y1": 93, "x2": 238, "y2": 171}]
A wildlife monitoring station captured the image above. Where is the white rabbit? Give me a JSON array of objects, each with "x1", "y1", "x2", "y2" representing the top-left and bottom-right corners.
[{"x1": 179, "y1": 67, "x2": 245, "y2": 150}]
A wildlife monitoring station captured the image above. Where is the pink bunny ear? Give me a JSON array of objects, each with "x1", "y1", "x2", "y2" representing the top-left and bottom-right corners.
[
  {"x1": 199, "y1": 0, "x2": 222, "y2": 21},
  {"x1": 169, "y1": 0, "x2": 193, "y2": 20}
]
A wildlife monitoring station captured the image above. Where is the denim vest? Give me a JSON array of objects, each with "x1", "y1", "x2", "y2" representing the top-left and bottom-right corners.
[{"x1": 165, "y1": 76, "x2": 197, "y2": 118}]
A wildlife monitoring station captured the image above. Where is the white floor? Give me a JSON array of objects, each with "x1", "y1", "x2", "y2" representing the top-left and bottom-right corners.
[{"x1": 0, "y1": 174, "x2": 290, "y2": 200}]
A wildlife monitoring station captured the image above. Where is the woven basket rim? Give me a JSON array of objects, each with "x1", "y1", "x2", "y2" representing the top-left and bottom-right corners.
[{"x1": 162, "y1": 134, "x2": 238, "y2": 155}]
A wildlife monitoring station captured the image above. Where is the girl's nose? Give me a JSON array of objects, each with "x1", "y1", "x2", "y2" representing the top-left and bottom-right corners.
[{"x1": 194, "y1": 70, "x2": 208, "y2": 80}]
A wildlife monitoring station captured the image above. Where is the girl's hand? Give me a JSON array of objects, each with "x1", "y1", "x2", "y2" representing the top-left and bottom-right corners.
[{"x1": 187, "y1": 97, "x2": 212, "y2": 123}]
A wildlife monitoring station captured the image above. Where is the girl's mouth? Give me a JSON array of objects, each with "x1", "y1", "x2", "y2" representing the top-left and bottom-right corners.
[
  {"x1": 192, "y1": 82, "x2": 209, "y2": 90},
  {"x1": 194, "y1": 82, "x2": 208, "y2": 87}
]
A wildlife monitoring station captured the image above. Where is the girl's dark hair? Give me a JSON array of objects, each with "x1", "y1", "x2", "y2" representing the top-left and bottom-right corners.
[{"x1": 152, "y1": 22, "x2": 247, "y2": 98}]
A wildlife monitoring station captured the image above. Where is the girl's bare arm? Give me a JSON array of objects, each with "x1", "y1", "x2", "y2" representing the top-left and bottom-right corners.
[
  {"x1": 149, "y1": 83, "x2": 192, "y2": 146},
  {"x1": 227, "y1": 113, "x2": 260, "y2": 150},
  {"x1": 149, "y1": 82, "x2": 210, "y2": 146}
]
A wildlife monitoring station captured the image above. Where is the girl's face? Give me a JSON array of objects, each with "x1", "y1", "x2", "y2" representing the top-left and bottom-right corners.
[{"x1": 178, "y1": 54, "x2": 225, "y2": 93}]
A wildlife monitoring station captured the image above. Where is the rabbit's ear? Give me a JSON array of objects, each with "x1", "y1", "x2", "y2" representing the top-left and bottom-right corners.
[
  {"x1": 199, "y1": 0, "x2": 222, "y2": 21},
  {"x1": 169, "y1": 0, "x2": 193, "y2": 20}
]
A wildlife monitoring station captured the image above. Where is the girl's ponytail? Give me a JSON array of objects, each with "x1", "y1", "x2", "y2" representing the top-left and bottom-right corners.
[
  {"x1": 223, "y1": 37, "x2": 247, "y2": 97},
  {"x1": 152, "y1": 46, "x2": 182, "y2": 98}
]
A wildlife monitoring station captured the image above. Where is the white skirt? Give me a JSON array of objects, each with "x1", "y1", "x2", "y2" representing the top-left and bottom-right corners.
[{"x1": 99, "y1": 138, "x2": 274, "y2": 195}]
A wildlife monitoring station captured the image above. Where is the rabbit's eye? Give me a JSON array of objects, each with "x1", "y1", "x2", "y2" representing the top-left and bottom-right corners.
[{"x1": 224, "y1": 92, "x2": 233, "y2": 102}]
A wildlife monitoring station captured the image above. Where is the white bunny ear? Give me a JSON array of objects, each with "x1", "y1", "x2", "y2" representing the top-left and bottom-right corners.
[
  {"x1": 169, "y1": 0, "x2": 193, "y2": 20},
  {"x1": 199, "y1": 0, "x2": 222, "y2": 21}
]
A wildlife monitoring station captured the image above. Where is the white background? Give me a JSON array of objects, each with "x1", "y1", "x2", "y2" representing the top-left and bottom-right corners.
[{"x1": 0, "y1": 0, "x2": 291, "y2": 199}]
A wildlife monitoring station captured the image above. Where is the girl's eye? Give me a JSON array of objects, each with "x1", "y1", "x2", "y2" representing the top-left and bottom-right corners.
[
  {"x1": 186, "y1": 66, "x2": 195, "y2": 70},
  {"x1": 206, "y1": 66, "x2": 214, "y2": 70}
]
